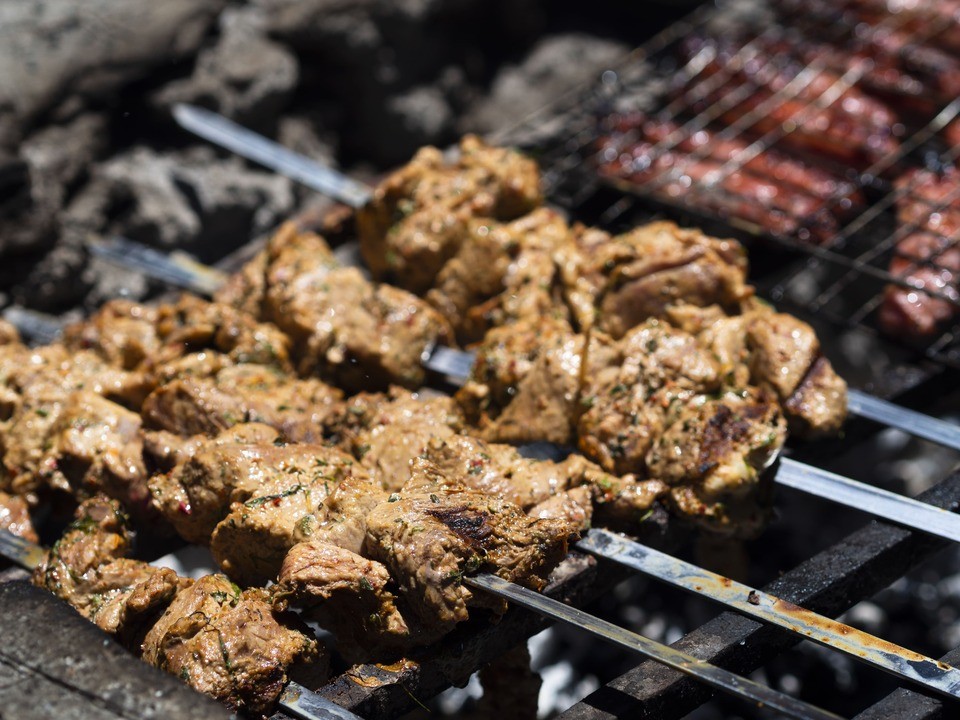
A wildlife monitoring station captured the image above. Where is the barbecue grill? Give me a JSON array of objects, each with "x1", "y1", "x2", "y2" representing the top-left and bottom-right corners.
[{"x1": 3, "y1": 1, "x2": 960, "y2": 719}]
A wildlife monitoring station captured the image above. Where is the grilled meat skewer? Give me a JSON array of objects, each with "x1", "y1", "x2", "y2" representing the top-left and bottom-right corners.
[{"x1": 30, "y1": 496, "x2": 323, "y2": 716}]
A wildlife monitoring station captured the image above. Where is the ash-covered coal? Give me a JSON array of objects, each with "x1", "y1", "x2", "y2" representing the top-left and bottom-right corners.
[{"x1": 0, "y1": 0, "x2": 651, "y2": 321}]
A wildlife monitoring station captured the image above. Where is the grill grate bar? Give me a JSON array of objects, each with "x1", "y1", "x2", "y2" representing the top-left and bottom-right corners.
[
  {"x1": 465, "y1": 572, "x2": 843, "y2": 720},
  {"x1": 579, "y1": 528, "x2": 960, "y2": 701},
  {"x1": 559, "y1": 470, "x2": 960, "y2": 720}
]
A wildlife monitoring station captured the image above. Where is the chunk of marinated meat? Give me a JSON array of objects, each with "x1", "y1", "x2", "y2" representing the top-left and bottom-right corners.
[
  {"x1": 422, "y1": 434, "x2": 667, "y2": 532},
  {"x1": 457, "y1": 318, "x2": 584, "y2": 445},
  {"x1": 141, "y1": 423, "x2": 281, "y2": 474},
  {"x1": 62, "y1": 300, "x2": 159, "y2": 370},
  {"x1": 668, "y1": 302, "x2": 848, "y2": 436},
  {"x1": 261, "y1": 225, "x2": 454, "y2": 391},
  {"x1": 0, "y1": 491, "x2": 37, "y2": 543},
  {"x1": 578, "y1": 320, "x2": 722, "y2": 476},
  {"x1": 32, "y1": 496, "x2": 182, "y2": 646},
  {"x1": 0, "y1": 344, "x2": 151, "y2": 410},
  {"x1": 213, "y1": 246, "x2": 268, "y2": 317},
  {"x1": 152, "y1": 439, "x2": 360, "y2": 546},
  {"x1": 142, "y1": 575, "x2": 321, "y2": 714},
  {"x1": 142, "y1": 363, "x2": 342, "y2": 440},
  {"x1": 558, "y1": 221, "x2": 751, "y2": 337},
  {"x1": 89, "y1": 563, "x2": 184, "y2": 648},
  {"x1": 41, "y1": 391, "x2": 150, "y2": 513},
  {"x1": 0, "y1": 346, "x2": 150, "y2": 500},
  {"x1": 358, "y1": 135, "x2": 541, "y2": 293},
  {"x1": 274, "y1": 539, "x2": 423, "y2": 661},
  {"x1": 33, "y1": 497, "x2": 323, "y2": 712},
  {"x1": 529, "y1": 485, "x2": 594, "y2": 530},
  {"x1": 151, "y1": 295, "x2": 293, "y2": 372},
  {"x1": 211, "y1": 450, "x2": 382, "y2": 586},
  {"x1": 428, "y1": 208, "x2": 573, "y2": 344},
  {"x1": 340, "y1": 389, "x2": 463, "y2": 490},
  {"x1": 364, "y1": 458, "x2": 578, "y2": 633},
  {"x1": 745, "y1": 306, "x2": 847, "y2": 436},
  {"x1": 647, "y1": 389, "x2": 786, "y2": 537}
]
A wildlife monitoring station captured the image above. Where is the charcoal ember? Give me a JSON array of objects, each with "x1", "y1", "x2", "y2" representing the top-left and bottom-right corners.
[
  {"x1": 252, "y1": 0, "x2": 484, "y2": 163},
  {"x1": 151, "y1": 11, "x2": 299, "y2": 132},
  {"x1": 82, "y1": 258, "x2": 153, "y2": 313},
  {"x1": 63, "y1": 146, "x2": 295, "y2": 259},
  {"x1": 0, "y1": 0, "x2": 226, "y2": 148},
  {"x1": 277, "y1": 115, "x2": 338, "y2": 169},
  {"x1": 9, "y1": 235, "x2": 91, "y2": 312},
  {"x1": 21, "y1": 114, "x2": 108, "y2": 210}
]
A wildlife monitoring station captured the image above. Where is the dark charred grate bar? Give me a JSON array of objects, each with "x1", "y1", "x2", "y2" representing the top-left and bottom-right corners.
[{"x1": 499, "y1": 0, "x2": 960, "y2": 369}]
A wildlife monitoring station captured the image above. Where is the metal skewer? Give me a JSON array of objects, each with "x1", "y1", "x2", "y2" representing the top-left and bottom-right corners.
[
  {"x1": 578, "y1": 528, "x2": 960, "y2": 701},
  {"x1": 172, "y1": 104, "x2": 372, "y2": 209},
  {"x1": 171, "y1": 103, "x2": 960, "y2": 455},
  {"x1": 464, "y1": 573, "x2": 843, "y2": 720},
  {"x1": 0, "y1": 530, "x2": 361, "y2": 720}
]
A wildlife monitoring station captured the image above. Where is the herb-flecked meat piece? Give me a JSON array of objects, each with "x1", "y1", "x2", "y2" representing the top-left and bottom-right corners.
[
  {"x1": 0, "y1": 345, "x2": 151, "y2": 501},
  {"x1": 364, "y1": 458, "x2": 579, "y2": 634},
  {"x1": 150, "y1": 436, "x2": 360, "y2": 546},
  {"x1": 261, "y1": 224, "x2": 454, "y2": 391},
  {"x1": 338, "y1": 388, "x2": 464, "y2": 490},
  {"x1": 63, "y1": 295, "x2": 293, "y2": 374},
  {"x1": 357, "y1": 135, "x2": 541, "y2": 293},
  {"x1": 274, "y1": 539, "x2": 421, "y2": 662},
  {"x1": 211, "y1": 447, "x2": 384, "y2": 586},
  {"x1": 558, "y1": 220, "x2": 751, "y2": 337},
  {"x1": 32, "y1": 496, "x2": 185, "y2": 647},
  {"x1": 62, "y1": 299, "x2": 160, "y2": 370},
  {"x1": 141, "y1": 362, "x2": 342, "y2": 440},
  {"x1": 578, "y1": 319, "x2": 722, "y2": 476},
  {"x1": 142, "y1": 575, "x2": 321, "y2": 715},
  {"x1": 457, "y1": 317, "x2": 585, "y2": 445},
  {"x1": 427, "y1": 208, "x2": 573, "y2": 344},
  {"x1": 33, "y1": 497, "x2": 324, "y2": 714},
  {"x1": 40, "y1": 390, "x2": 150, "y2": 514},
  {"x1": 421, "y1": 434, "x2": 667, "y2": 532},
  {"x1": 647, "y1": 388, "x2": 786, "y2": 538},
  {"x1": 669, "y1": 300, "x2": 848, "y2": 436}
]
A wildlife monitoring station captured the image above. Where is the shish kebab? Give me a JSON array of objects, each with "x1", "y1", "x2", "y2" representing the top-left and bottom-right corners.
[
  {"x1": 5, "y1": 497, "x2": 960, "y2": 711},
  {"x1": 0, "y1": 508, "x2": 844, "y2": 719},
  {"x1": 171, "y1": 103, "x2": 960, "y2": 454},
  {"x1": 76, "y1": 235, "x2": 960, "y2": 547}
]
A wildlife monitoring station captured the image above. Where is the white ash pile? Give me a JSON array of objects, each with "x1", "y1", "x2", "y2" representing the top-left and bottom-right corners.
[{"x1": 0, "y1": 0, "x2": 657, "y2": 318}]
